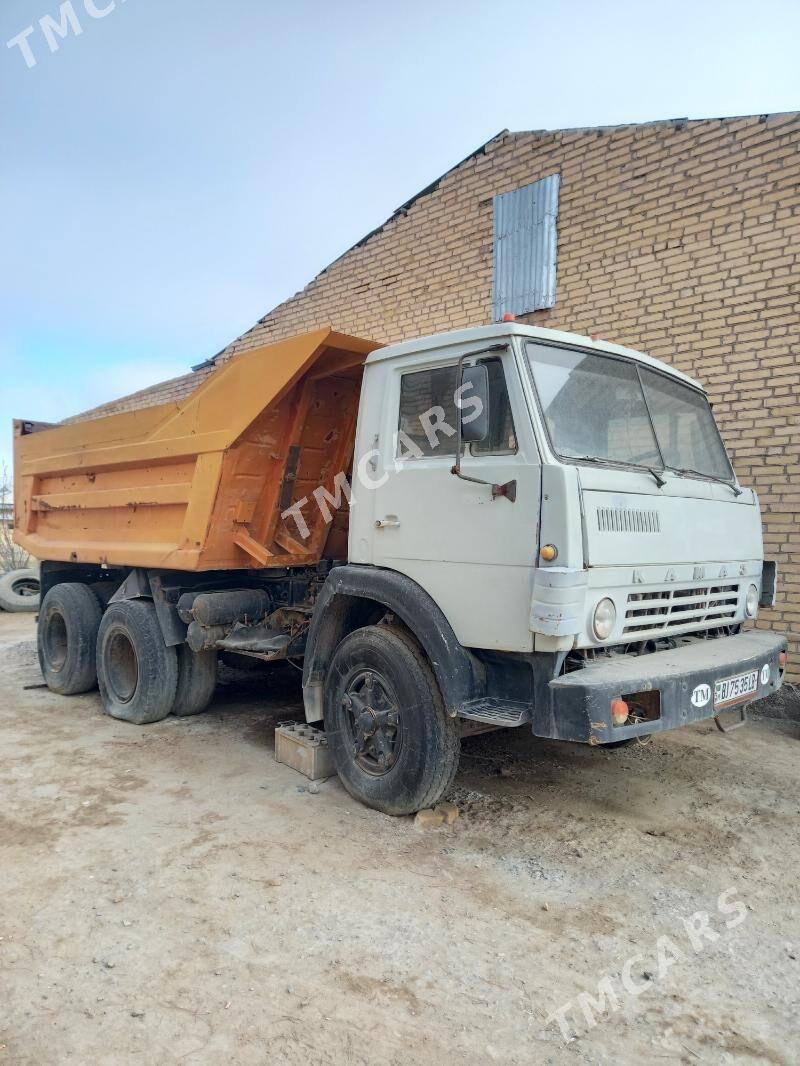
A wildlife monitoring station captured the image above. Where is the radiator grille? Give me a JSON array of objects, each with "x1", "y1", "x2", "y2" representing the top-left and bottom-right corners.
[
  {"x1": 623, "y1": 582, "x2": 740, "y2": 637},
  {"x1": 597, "y1": 507, "x2": 661, "y2": 533}
]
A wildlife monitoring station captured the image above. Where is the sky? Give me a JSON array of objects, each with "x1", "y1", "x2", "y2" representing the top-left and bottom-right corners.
[{"x1": 1, "y1": 0, "x2": 798, "y2": 472}]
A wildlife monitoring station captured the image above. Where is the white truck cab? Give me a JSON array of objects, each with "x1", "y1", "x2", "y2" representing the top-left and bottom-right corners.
[{"x1": 301, "y1": 323, "x2": 786, "y2": 768}]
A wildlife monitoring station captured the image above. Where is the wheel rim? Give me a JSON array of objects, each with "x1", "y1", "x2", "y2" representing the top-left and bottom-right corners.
[
  {"x1": 44, "y1": 611, "x2": 68, "y2": 672},
  {"x1": 13, "y1": 579, "x2": 39, "y2": 599},
  {"x1": 342, "y1": 669, "x2": 402, "y2": 776},
  {"x1": 106, "y1": 630, "x2": 139, "y2": 704}
]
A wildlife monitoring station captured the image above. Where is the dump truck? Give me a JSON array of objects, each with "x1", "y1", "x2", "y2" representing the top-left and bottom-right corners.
[{"x1": 14, "y1": 323, "x2": 787, "y2": 814}]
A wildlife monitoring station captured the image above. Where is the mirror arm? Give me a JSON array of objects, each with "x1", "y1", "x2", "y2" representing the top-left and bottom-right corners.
[{"x1": 450, "y1": 347, "x2": 516, "y2": 503}]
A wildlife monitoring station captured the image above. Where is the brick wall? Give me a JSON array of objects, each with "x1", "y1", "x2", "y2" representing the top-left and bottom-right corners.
[{"x1": 78, "y1": 113, "x2": 800, "y2": 666}]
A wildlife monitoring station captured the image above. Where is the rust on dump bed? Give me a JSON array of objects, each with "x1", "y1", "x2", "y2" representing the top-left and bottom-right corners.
[{"x1": 13, "y1": 328, "x2": 381, "y2": 571}]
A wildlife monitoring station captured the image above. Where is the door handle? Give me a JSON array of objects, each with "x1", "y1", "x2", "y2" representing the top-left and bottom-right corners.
[{"x1": 375, "y1": 515, "x2": 400, "y2": 529}]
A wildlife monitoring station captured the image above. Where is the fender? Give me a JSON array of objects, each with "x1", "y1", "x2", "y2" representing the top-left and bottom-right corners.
[
  {"x1": 302, "y1": 564, "x2": 485, "y2": 722},
  {"x1": 107, "y1": 568, "x2": 187, "y2": 646}
]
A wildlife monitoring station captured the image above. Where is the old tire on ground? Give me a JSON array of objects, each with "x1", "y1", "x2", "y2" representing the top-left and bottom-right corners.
[
  {"x1": 172, "y1": 645, "x2": 217, "y2": 716},
  {"x1": 0, "y1": 568, "x2": 41, "y2": 613},
  {"x1": 38, "y1": 582, "x2": 103, "y2": 695},
  {"x1": 324, "y1": 625, "x2": 460, "y2": 816},
  {"x1": 96, "y1": 600, "x2": 177, "y2": 724}
]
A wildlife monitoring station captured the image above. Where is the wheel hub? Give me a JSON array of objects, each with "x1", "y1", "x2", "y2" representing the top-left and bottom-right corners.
[
  {"x1": 106, "y1": 629, "x2": 139, "y2": 704},
  {"x1": 342, "y1": 670, "x2": 401, "y2": 776},
  {"x1": 44, "y1": 610, "x2": 68, "y2": 672}
]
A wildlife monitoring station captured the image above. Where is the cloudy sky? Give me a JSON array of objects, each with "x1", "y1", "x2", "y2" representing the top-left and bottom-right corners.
[{"x1": 1, "y1": 0, "x2": 798, "y2": 471}]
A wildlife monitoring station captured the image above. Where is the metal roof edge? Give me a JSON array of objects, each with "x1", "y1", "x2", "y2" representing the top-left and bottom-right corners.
[
  {"x1": 322, "y1": 128, "x2": 510, "y2": 272},
  {"x1": 511, "y1": 110, "x2": 800, "y2": 139}
]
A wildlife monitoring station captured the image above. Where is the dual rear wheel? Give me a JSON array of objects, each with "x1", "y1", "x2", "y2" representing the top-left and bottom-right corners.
[{"x1": 37, "y1": 584, "x2": 217, "y2": 722}]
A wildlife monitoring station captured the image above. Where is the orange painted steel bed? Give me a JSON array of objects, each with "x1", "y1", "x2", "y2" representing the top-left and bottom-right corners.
[{"x1": 14, "y1": 328, "x2": 381, "y2": 571}]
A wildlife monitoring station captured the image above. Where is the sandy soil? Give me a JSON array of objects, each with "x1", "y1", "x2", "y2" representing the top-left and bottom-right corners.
[{"x1": 1, "y1": 610, "x2": 799, "y2": 1065}]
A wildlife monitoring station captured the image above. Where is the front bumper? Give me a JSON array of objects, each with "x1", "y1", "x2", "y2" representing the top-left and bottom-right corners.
[{"x1": 539, "y1": 630, "x2": 787, "y2": 744}]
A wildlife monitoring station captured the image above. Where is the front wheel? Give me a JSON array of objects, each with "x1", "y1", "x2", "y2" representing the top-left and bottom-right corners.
[{"x1": 324, "y1": 625, "x2": 460, "y2": 815}]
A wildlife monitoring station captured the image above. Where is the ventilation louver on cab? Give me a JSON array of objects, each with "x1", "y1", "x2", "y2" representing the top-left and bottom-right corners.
[{"x1": 597, "y1": 507, "x2": 661, "y2": 533}]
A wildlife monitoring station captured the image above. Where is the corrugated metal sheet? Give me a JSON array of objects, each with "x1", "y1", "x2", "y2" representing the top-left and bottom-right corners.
[{"x1": 492, "y1": 173, "x2": 560, "y2": 319}]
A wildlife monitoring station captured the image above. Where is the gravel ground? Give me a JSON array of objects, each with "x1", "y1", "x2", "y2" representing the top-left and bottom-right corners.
[{"x1": 1, "y1": 611, "x2": 799, "y2": 1065}]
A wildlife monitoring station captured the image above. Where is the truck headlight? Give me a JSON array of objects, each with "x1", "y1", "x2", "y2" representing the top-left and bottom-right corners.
[
  {"x1": 592, "y1": 598, "x2": 617, "y2": 641},
  {"x1": 745, "y1": 584, "x2": 759, "y2": 618}
]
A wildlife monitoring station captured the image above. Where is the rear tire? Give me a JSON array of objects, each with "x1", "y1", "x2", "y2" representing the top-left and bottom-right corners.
[
  {"x1": 172, "y1": 646, "x2": 217, "y2": 716},
  {"x1": 324, "y1": 625, "x2": 460, "y2": 815},
  {"x1": 0, "y1": 568, "x2": 41, "y2": 612},
  {"x1": 38, "y1": 582, "x2": 102, "y2": 694},
  {"x1": 96, "y1": 600, "x2": 177, "y2": 724}
]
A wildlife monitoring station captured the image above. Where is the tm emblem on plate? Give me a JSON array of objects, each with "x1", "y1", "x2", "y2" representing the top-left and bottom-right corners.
[{"x1": 691, "y1": 683, "x2": 711, "y2": 708}]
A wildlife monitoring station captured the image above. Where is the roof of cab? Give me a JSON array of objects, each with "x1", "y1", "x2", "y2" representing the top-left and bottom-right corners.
[{"x1": 365, "y1": 323, "x2": 701, "y2": 389}]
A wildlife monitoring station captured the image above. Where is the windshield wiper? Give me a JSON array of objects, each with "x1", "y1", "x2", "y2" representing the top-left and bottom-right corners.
[
  {"x1": 668, "y1": 466, "x2": 742, "y2": 497},
  {"x1": 572, "y1": 455, "x2": 666, "y2": 490}
]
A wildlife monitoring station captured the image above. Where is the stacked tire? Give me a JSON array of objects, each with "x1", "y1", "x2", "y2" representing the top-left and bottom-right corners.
[{"x1": 37, "y1": 584, "x2": 217, "y2": 722}]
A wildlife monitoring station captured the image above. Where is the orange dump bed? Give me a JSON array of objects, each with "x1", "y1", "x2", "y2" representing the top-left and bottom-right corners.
[{"x1": 14, "y1": 328, "x2": 381, "y2": 571}]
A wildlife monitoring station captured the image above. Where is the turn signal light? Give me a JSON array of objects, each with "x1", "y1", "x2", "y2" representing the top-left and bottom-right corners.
[
  {"x1": 540, "y1": 544, "x2": 558, "y2": 562},
  {"x1": 611, "y1": 699, "x2": 630, "y2": 726},
  {"x1": 779, "y1": 651, "x2": 787, "y2": 673}
]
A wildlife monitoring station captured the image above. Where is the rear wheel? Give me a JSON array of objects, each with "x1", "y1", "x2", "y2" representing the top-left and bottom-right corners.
[
  {"x1": 38, "y1": 582, "x2": 102, "y2": 694},
  {"x1": 172, "y1": 646, "x2": 217, "y2": 716},
  {"x1": 96, "y1": 600, "x2": 177, "y2": 724},
  {"x1": 324, "y1": 625, "x2": 460, "y2": 815}
]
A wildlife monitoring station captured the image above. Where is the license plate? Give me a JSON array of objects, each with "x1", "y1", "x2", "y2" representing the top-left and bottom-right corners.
[{"x1": 714, "y1": 670, "x2": 758, "y2": 708}]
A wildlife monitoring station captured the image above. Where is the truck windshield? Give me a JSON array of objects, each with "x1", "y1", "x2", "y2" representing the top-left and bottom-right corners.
[{"x1": 525, "y1": 343, "x2": 734, "y2": 481}]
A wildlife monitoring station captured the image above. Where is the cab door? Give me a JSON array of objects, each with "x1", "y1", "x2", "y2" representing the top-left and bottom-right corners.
[{"x1": 369, "y1": 344, "x2": 541, "y2": 652}]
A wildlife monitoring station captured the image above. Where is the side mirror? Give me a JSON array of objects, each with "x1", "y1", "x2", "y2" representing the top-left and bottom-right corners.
[
  {"x1": 450, "y1": 353, "x2": 516, "y2": 502},
  {"x1": 459, "y1": 364, "x2": 490, "y2": 443}
]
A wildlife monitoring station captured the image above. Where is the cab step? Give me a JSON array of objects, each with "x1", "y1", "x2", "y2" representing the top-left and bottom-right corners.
[{"x1": 458, "y1": 698, "x2": 532, "y2": 728}]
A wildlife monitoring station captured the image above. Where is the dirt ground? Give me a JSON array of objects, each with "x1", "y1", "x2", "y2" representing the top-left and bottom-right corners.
[{"x1": 1, "y1": 611, "x2": 799, "y2": 1065}]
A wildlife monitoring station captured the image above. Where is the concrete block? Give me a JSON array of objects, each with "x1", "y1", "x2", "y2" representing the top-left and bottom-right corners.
[
  {"x1": 275, "y1": 722, "x2": 336, "y2": 781},
  {"x1": 434, "y1": 802, "x2": 459, "y2": 825},
  {"x1": 414, "y1": 808, "x2": 445, "y2": 830}
]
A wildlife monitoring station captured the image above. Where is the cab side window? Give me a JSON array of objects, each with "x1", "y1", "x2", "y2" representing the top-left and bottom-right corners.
[
  {"x1": 397, "y1": 365, "x2": 461, "y2": 457},
  {"x1": 396, "y1": 357, "x2": 517, "y2": 458}
]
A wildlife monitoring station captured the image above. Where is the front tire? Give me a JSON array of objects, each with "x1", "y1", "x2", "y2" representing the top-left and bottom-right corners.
[
  {"x1": 324, "y1": 625, "x2": 460, "y2": 815},
  {"x1": 38, "y1": 582, "x2": 102, "y2": 694},
  {"x1": 96, "y1": 600, "x2": 177, "y2": 724}
]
